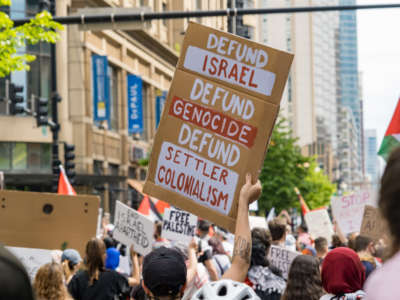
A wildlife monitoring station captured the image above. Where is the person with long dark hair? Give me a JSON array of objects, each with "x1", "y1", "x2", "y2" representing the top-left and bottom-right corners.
[
  {"x1": 68, "y1": 238, "x2": 130, "y2": 300},
  {"x1": 246, "y1": 227, "x2": 286, "y2": 300},
  {"x1": 281, "y1": 255, "x2": 324, "y2": 300}
]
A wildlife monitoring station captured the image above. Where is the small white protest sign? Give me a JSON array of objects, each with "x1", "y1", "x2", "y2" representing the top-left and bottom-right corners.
[
  {"x1": 96, "y1": 208, "x2": 103, "y2": 238},
  {"x1": 268, "y1": 245, "x2": 300, "y2": 279},
  {"x1": 331, "y1": 190, "x2": 376, "y2": 235},
  {"x1": 249, "y1": 216, "x2": 268, "y2": 229},
  {"x1": 161, "y1": 207, "x2": 198, "y2": 243},
  {"x1": 7, "y1": 246, "x2": 52, "y2": 281},
  {"x1": 305, "y1": 209, "x2": 334, "y2": 244},
  {"x1": 113, "y1": 201, "x2": 154, "y2": 256}
]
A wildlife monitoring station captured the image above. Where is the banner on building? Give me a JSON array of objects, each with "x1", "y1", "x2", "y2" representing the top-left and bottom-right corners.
[
  {"x1": 268, "y1": 245, "x2": 300, "y2": 279},
  {"x1": 0, "y1": 190, "x2": 100, "y2": 256},
  {"x1": 161, "y1": 207, "x2": 198, "y2": 243},
  {"x1": 92, "y1": 55, "x2": 110, "y2": 122},
  {"x1": 7, "y1": 246, "x2": 52, "y2": 282},
  {"x1": 331, "y1": 190, "x2": 376, "y2": 236},
  {"x1": 127, "y1": 74, "x2": 144, "y2": 134},
  {"x1": 156, "y1": 90, "x2": 167, "y2": 128},
  {"x1": 143, "y1": 22, "x2": 294, "y2": 232},
  {"x1": 113, "y1": 201, "x2": 154, "y2": 256},
  {"x1": 304, "y1": 209, "x2": 334, "y2": 244}
]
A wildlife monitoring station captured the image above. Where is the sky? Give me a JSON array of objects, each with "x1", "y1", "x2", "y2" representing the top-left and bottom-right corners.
[{"x1": 357, "y1": 1, "x2": 400, "y2": 152}]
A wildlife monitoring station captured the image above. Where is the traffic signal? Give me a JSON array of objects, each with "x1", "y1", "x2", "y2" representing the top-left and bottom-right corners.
[
  {"x1": 35, "y1": 97, "x2": 49, "y2": 126},
  {"x1": 9, "y1": 83, "x2": 24, "y2": 115},
  {"x1": 64, "y1": 143, "x2": 76, "y2": 184}
]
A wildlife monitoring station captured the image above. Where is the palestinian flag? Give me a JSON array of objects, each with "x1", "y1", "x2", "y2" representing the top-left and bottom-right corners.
[
  {"x1": 378, "y1": 99, "x2": 400, "y2": 161},
  {"x1": 138, "y1": 195, "x2": 170, "y2": 221}
]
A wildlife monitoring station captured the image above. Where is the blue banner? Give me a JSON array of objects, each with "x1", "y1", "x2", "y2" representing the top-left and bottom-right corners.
[
  {"x1": 156, "y1": 90, "x2": 167, "y2": 128},
  {"x1": 92, "y1": 55, "x2": 110, "y2": 122},
  {"x1": 127, "y1": 74, "x2": 143, "y2": 134}
]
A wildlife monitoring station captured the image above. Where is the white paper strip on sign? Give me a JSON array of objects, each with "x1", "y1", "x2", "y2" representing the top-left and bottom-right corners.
[
  {"x1": 161, "y1": 207, "x2": 198, "y2": 243},
  {"x1": 113, "y1": 201, "x2": 154, "y2": 256}
]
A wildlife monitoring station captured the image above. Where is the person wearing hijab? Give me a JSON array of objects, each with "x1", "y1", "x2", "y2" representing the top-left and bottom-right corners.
[{"x1": 320, "y1": 247, "x2": 366, "y2": 300}]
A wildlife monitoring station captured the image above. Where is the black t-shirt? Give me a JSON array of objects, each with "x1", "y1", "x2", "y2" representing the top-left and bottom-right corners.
[
  {"x1": 68, "y1": 269, "x2": 130, "y2": 300},
  {"x1": 198, "y1": 249, "x2": 213, "y2": 264}
]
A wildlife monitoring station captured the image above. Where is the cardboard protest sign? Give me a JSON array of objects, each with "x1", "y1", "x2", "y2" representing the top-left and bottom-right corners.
[
  {"x1": 331, "y1": 190, "x2": 376, "y2": 236},
  {"x1": 249, "y1": 216, "x2": 268, "y2": 229},
  {"x1": 6, "y1": 246, "x2": 52, "y2": 281},
  {"x1": 360, "y1": 205, "x2": 389, "y2": 242},
  {"x1": 0, "y1": 190, "x2": 99, "y2": 256},
  {"x1": 268, "y1": 245, "x2": 300, "y2": 279},
  {"x1": 161, "y1": 207, "x2": 198, "y2": 243},
  {"x1": 113, "y1": 201, "x2": 154, "y2": 256},
  {"x1": 143, "y1": 22, "x2": 293, "y2": 232},
  {"x1": 305, "y1": 209, "x2": 334, "y2": 243}
]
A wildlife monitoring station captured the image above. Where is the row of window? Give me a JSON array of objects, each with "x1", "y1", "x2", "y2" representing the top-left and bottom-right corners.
[{"x1": 0, "y1": 142, "x2": 51, "y2": 172}]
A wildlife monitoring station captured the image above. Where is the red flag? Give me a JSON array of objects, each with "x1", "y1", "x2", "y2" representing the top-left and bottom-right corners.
[
  {"x1": 58, "y1": 165, "x2": 76, "y2": 195},
  {"x1": 294, "y1": 187, "x2": 309, "y2": 215}
]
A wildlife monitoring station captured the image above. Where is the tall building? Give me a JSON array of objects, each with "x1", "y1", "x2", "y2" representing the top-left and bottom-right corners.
[
  {"x1": 0, "y1": 0, "x2": 227, "y2": 216},
  {"x1": 260, "y1": 0, "x2": 339, "y2": 180},
  {"x1": 364, "y1": 129, "x2": 379, "y2": 187},
  {"x1": 337, "y1": 0, "x2": 364, "y2": 182},
  {"x1": 228, "y1": 0, "x2": 260, "y2": 42}
]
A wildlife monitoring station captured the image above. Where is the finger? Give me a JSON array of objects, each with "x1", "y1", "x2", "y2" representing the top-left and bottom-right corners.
[{"x1": 246, "y1": 173, "x2": 251, "y2": 184}]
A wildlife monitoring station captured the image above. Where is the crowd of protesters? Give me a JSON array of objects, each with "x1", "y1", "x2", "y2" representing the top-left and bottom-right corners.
[{"x1": 2, "y1": 147, "x2": 400, "y2": 300}]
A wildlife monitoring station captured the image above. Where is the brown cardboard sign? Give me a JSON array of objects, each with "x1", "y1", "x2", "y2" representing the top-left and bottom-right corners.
[
  {"x1": 0, "y1": 190, "x2": 100, "y2": 256},
  {"x1": 360, "y1": 205, "x2": 389, "y2": 242},
  {"x1": 144, "y1": 22, "x2": 293, "y2": 232}
]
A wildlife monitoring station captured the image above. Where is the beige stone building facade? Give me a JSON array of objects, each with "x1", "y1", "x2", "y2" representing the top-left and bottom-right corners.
[{"x1": 0, "y1": 0, "x2": 227, "y2": 214}]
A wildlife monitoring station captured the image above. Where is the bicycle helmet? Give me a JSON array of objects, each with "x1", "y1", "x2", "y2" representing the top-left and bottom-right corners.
[{"x1": 191, "y1": 279, "x2": 260, "y2": 300}]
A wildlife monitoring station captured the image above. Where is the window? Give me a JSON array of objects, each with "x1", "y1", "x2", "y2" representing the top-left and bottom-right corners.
[
  {"x1": 93, "y1": 160, "x2": 104, "y2": 175},
  {"x1": 108, "y1": 65, "x2": 119, "y2": 131},
  {"x1": 0, "y1": 142, "x2": 50, "y2": 172},
  {"x1": 128, "y1": 167, "x2": 137, "y2": 179},
  {"x1": 0, "y1": 2, "x2": 51, "y2": 115}
]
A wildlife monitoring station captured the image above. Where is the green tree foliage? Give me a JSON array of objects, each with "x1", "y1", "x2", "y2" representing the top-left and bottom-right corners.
[
  {"x1": 0, "y1": 0, "x2": 63, "y2": 77},
  {"x1": 259, "y1": 119, "x2": 336, "y2": 213}
]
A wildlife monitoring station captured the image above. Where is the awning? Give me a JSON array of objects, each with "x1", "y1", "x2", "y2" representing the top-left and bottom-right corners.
[{"x1": 127, "y1": 179, "x2": 145, "y2": 193}]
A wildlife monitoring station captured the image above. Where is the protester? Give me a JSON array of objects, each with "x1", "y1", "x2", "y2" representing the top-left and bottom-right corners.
[
  {"x1": 247, "y1": 227, "x2": 286, "y2": 299},
  {"x1": 281, "y1": 255, "x2": 324, "y2": 300},
  {"x1": 296, "y1": 223, "x2": 312, "y2": 250},
  {"x1": 285, "y1": 225, "x2": 297, "y2": 252},
  {"x1": 105, "y1": 247, "x2": 120, "y2": 271},
  {"x1": 314, "y1": 237, "x2": 329, "y2": 263},
  {"x1": 208, "y1": 236, "x2": 231, "y2": 278},
  {"x1": 62, "y1": 249, "x2": 82, "y2": 284},
  {"x1": 153, "y1": 221, "x2": 170, "y2": 249},
  {"x1": 268, "y1": 218, "x2": 287, "y2": 248},
  {"x1": 364, "y1": 147, "x2": 400, "y2": 300},
  {"x1": 330, "y1": 234, "x2": 346, "y2": 249},
  {"x1": 355, "y1": 235, "x2": 377, "y2": 278},
  {"x1": 347, "y1": 232, "x2": 359, "y2": 251},
  {"x1": 34, "y1": 262, "x2": 72, "y2": 300},
  {"x1": 0, "y1": 245, "x2": 35, "y2": 300},
  {"x1": 196, "y1": 220, "x2": 219, "y2": 281},
  {"x1": 68, "y1": 238, "x2": 130, "y2": 300},
  {"x1": 141, "y1": 173, "x2": 261, "y2": 300},
  {"x1": 214, "y1": 226, "x2": 234, "y2": 257},
  {"x1": 320, "y1": 247, "x2": 366, "y2": 299}
]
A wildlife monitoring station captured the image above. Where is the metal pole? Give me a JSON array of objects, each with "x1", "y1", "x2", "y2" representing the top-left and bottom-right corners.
[
  {"x1": 11, "y1": 4, "x2": 400, "y2": 26},
  {"x1": 50, "y1": 0, "x2": 60, "y2": 192}
]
